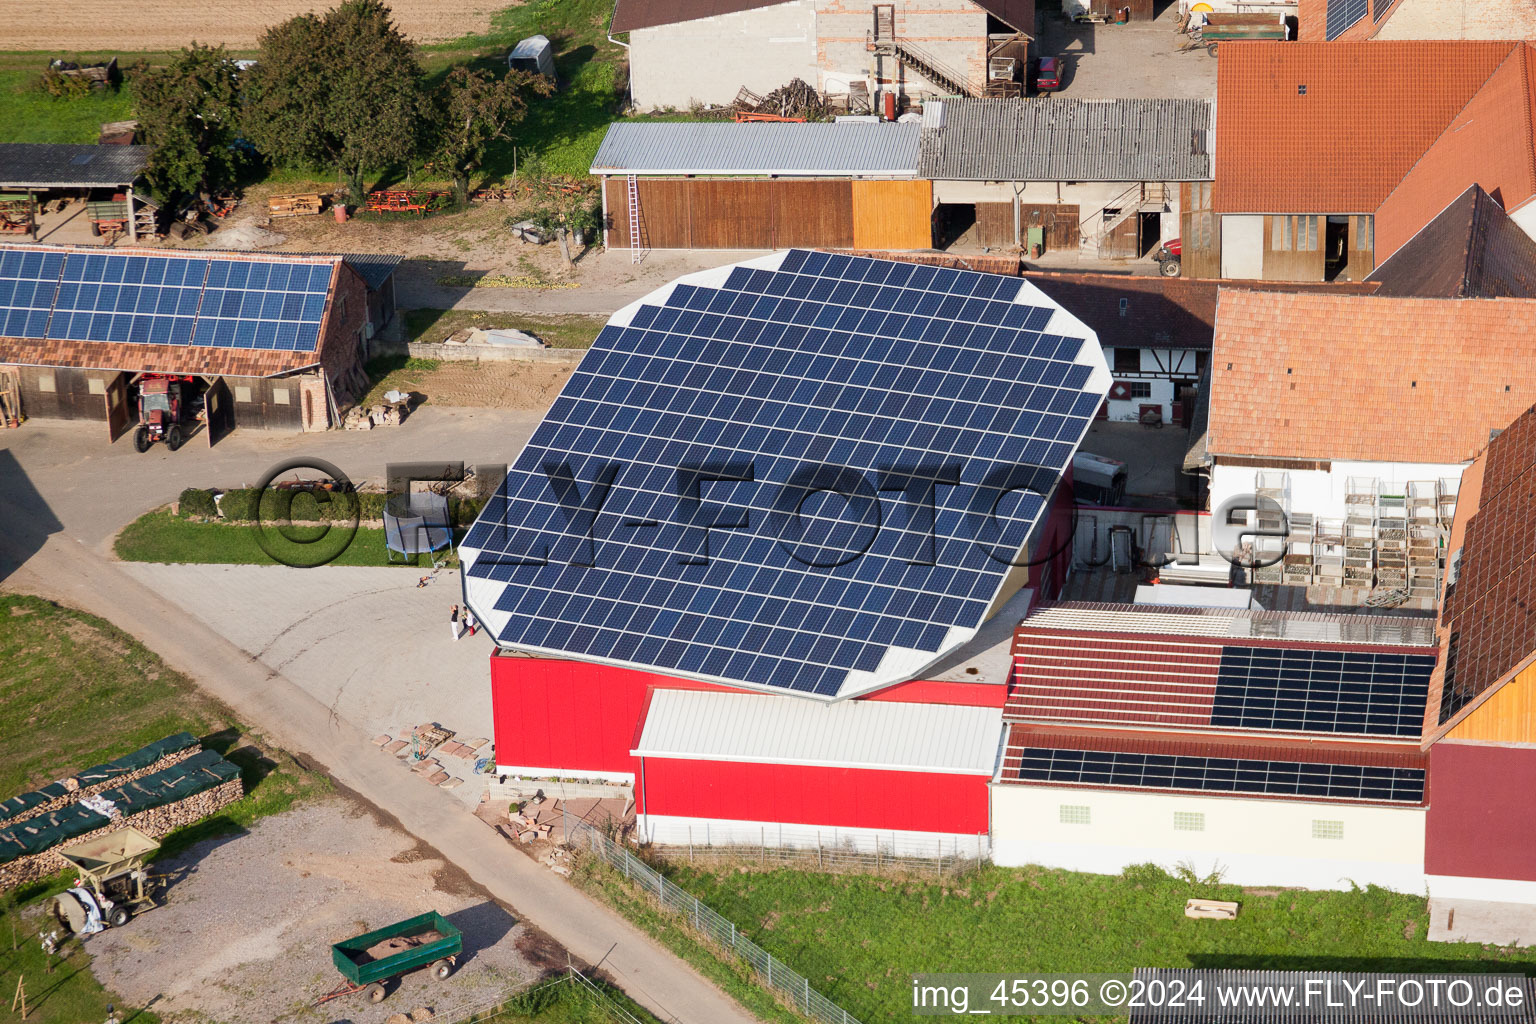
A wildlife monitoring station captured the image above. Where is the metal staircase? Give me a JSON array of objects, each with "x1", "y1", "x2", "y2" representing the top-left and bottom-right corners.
[
  {"x1": 625, "y1": 174, "x2": 645, "y2": 264},
  {"x1": 868, "y1": 7, "x2": 975, "y2": 97},
  {"x1": 1085, "y1": 182, "x2": 1168, "y2": 251}
]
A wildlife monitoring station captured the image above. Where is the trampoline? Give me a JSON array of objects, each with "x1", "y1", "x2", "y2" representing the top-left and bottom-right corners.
[{"x1": 385, "y1": 492, "x2": 453, "y2": 563}]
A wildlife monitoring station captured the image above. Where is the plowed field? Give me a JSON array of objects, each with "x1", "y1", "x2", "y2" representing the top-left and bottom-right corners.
[{"x1": 5, "y1": 0, "x2": 501, "y2": 51}]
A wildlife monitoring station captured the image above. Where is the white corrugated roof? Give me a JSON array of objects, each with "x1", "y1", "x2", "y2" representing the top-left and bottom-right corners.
[
  {"x1": 1019, "y1": 602, "x2": 1437, "y2": 647},
  {"x1": 589, "y1": 122, "x2": 920, "y2": 177},
  {"x1": 632, "y1": 689, "x2": 1002, "y2": 775}
]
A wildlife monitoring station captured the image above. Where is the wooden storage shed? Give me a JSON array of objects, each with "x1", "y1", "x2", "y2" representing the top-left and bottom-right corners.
[{"x1": 591, "y1": 122, "x2": 933, "y2": 251}]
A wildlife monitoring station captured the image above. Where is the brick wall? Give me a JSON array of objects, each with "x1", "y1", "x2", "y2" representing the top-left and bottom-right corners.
[
  {"x1": 816, "y1": 0, "x2": 990, "y2": 97},
  {"x1": 317, "y1": 263, "x2": 371, "y2": 417}
]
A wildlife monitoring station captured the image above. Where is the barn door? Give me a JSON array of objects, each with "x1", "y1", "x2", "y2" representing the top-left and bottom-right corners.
[
  {"x1": 205, "y1": 377, "x2": 234, "y2": 446},
  {"x1": 104, "y1": 371, "x2": 131, "y2": 442}
]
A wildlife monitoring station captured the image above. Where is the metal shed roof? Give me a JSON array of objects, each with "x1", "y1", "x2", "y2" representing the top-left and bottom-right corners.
[
  {"x1": 0, "y1": 144, "x2": 150, "y2": 188},
  {"x1": 590, "y1": 122, "x2": 921, "y2": 177},
  {"x1": 918, "y1": 98, "x2": 1213, "y2": 182},
  {"x1": 632, "y1": 688, "x2": 1003, "y2": 774},
  {"x1": 1018, "y1": 602, "x2": 1437, "y2": 647}
]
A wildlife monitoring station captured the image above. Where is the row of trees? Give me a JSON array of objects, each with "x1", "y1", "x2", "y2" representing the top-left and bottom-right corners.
[{"x1": 135, "y1": 0, "x2": 551, "y2": 204}]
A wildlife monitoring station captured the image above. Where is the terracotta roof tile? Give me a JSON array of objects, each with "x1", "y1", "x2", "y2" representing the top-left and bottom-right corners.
[
  {"x1": 1369, "y1": 184, "x2": 1536, "y2": 298},
  {"x1": 1213, "y1": 41, "x2": 1516, "y2": 214},
  {"x1": 1206, "y1": 291, "x2": 1536, "y2": 463},
  {"x1": 1375, "y1": 46, "x2": 1536, "y2": 261},
  {"x1": 0, "y1": 336, "x2": 317, "y2": 378}
]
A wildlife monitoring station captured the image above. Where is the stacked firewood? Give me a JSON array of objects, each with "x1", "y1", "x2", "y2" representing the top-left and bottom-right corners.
[
  {"x1": 0, "y1": 745, "x2": 203, "y2": 828},
  {"x1": 0, "y1": 778, "x2": 243, "y2": 891}
]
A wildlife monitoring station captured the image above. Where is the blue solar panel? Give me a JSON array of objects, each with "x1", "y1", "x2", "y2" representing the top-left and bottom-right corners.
[
  {"x1": 462, "y1": 250, "x2": 1107, "y2": 697},
  {"x1": 1210, "y1": 649, "x2": 1435, "y2": 738},
  {"x1": 1011, "y1": 747, "x2": 1425, "y2": 803},
  {"x1": 14, "y1": 250, "x2": 334, "y2": 353}
]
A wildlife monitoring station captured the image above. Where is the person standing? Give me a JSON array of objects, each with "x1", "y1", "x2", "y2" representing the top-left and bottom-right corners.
[
  {"x1": 464, "y1": 607, "x2": 478, "y2": 638},
  {"x1": 449, "y1": 604, "x2": 462, "y2": 641}
]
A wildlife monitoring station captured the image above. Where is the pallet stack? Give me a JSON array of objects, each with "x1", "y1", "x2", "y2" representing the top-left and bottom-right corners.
[
  {"x1": 1252, "y1": 471, "x2": 1288, "y2": 584},
  {"x1": 1376, "y1": 490, "x2": 1409, "y2": 591},
  {"x1": 1283, "y1": 512, "x2": 1314, "y2": 584},
  {"x1": 1343, "y1": 477, "x2": 1378, "y2": 590},
  {"x1": 1312, "y1": 516, "x2": 1346, "y2": 588}
]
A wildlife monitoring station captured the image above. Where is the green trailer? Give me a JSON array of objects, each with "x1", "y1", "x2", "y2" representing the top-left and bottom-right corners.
[
  {"x1": 1195, "y1": 12, "x2": 1289, "y2": 53},
  {"x1": 318, "y1": 910, "x2": 462, "y2": 1005}
]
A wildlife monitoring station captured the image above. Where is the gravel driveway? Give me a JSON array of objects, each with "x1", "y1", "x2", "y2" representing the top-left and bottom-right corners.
[{"x1": 84, "y1": 797, "x2": 542, "y2": 1024}]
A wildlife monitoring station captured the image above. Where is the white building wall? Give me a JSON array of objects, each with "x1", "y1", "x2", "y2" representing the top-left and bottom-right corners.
[
  {"x1": 639, "y1": 813, "x2": 990, "y2": 857},
  {"x1": 1373, "y1": 0, "x2": 1536, "y2": 38},
  {"x1": 1510, "y1": 200, "x2": 1536, "y2": 245},
  {"x1": 1209, "y1": 460, "x2": 1470, "y2": 521},
  {"x1": 816, "y1": 0, "x2": 990, "y2": 99},
  {"x1": 1220, "y1": 215, "x2": 1265, "y2": 278},
  {"x1": 629, "y1": 2, "x2": 818, "y2": 110},
  {"x1": 1102, "y1": 346, "x2": 1199, "y2": 423},
  {"x1": 990, "y1": 784, "x2": 1427, "y2": 891}
]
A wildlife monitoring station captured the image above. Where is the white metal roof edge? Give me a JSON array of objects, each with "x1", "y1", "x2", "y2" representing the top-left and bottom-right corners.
[{"x1": 627, "y1": 747, "x2": 995, "y2": 775}]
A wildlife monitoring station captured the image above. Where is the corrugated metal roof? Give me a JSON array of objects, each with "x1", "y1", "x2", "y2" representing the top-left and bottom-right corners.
[
  {"x1": 0, "y1": 144, "x2": 150, "y2": 188},
  {"x1": 1018, "y1": 602, "x2": 1438, "y2": 646},
  {"x1": 590, "y1": 122, "x2": 921, "y2": 177},
  {"x1": 917, "y1": 98, "x2": 1214, "y2": 182},
  {"x1": 632, "y1": 689, "x2": 1002, "y2": 774}
]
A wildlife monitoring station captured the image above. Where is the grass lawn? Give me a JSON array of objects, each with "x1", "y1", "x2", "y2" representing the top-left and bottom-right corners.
[
  {"x1": 0, "y1": 592, "x2": 330, "y2": 1024},
  {"x1": 0, "y1": 68, "x2": 135, "y2": 144},
  {"x1": 114, "y1": 508, "x2": 460, "y2": 568},
  {"x1": 404, "y1": 308, "x2": 607, "y2": 348},
  {"x1": 491, "y1": 973, "x2": 662, "y2": 1024},
  {"x1": 648, "y1": 862, "x2": 1536, "y2": 1023}
]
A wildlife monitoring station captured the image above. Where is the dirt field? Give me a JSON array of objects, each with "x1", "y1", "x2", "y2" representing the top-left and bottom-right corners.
[
  {"x1": 76, "y1": 796, "x2": 547, "y2": 1024},
  {"x1": 4, "y1": 0, "x2": 502, "y2": 50}
]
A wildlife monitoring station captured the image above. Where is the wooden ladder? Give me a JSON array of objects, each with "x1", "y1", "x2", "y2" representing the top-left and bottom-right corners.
[{"x1": 626, "y1": 174, "x2": 645, "y2": 264}]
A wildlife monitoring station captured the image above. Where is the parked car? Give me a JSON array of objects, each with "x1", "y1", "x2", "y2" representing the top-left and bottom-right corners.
[
  {"x1": 1033, "y1": 57, "x2": 1062, "y2": 93},
  {"x1": 1154, "y1": 237, "x2": 1182, "y2": 277}
]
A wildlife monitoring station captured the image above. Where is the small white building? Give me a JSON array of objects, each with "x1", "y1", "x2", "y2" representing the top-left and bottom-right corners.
[{"x1": 612, "y1": 0, "x2": 1034, "y2": 112}]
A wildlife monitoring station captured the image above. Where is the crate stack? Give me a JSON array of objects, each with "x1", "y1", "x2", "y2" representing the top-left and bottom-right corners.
[
  {"x1": 1407, "y1": 479, "x2": 1443, "y2": 600},
  {"x1": 1284, "y1": 512, "x2": 1315, "y2": 584},
  {"x1": 1343, "y1": 476, "x2": 1378, "y2": 590},
  {"x1": 1252, "y1": 471, "x2": 1288, "y2": 583},
  {"x1": 1375, "y1": 489, "x2": 1409, "y2": 591},
  {"x1": 1438, "y1": 476, "x2": 1459, "y2": 527},
  {"x1": 1312, "y1": 516, "x2": 1346, "y2": 587}
]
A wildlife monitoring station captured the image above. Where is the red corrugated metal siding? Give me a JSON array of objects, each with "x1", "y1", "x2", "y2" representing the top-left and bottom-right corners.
[
  {"x1": 1425, "y1": 742, "x2": 1536, "y2": 881},
  {"x1": 860, "y1": 679, "x2": 1006, "y2": 707},
  {"x1": 489, "y1": 656, "x2": 731, "y2": 777},
  {"x1": 1009, "y1": 631, "x2": 1223, "y2": 726},
  {"x1": 640, "y1": 756, "x2": 990, "y2": 834}
]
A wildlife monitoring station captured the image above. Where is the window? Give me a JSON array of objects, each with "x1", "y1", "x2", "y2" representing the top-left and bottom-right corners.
[
  {"x1": 235, "y1": 385, "x2": 253, "y2": 403},
  {"x1": 37, "y1": 373, "x2": 55, "y2": 393},
  {"x1": 1198, "y1": 211, "x2": 1214, "y2": 249},
  {"x1": 87, "y1": 378, "x2": 106, "y2": 395},
  {"x1": 272, "y1": 387, "x2": 290, "y2": 405},
  {"x1": 1114, "y1": 348, "x2": 1141, "y2": 374},
  {"x1": 1173, "y1": 811, "x2": 1205, "y2": 832},
  {"x1": 1311, "y1": 819, "x2": 1345, "y2": 840},
  {"x1": 1271, "y1": 215, "x2": 1291, "y2": 251},
  {"x1": 1059, "y1": 805, "x2": 1091, "y2": 825},
  {"x1": 1299, "y1": 216, "x2": 1318, "y2": 251},
  {"x1": 1355, "y1": 215, "x2": 1373, "y2": 252},
  {"x1": 1128, "y1": 381, "x2": 1152, "y2": 399}
]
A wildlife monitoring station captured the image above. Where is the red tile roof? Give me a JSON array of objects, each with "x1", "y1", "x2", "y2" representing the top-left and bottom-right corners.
[
  {"x1": 1426, "y1": 403, "x2": 1536, "y2": 736},
  {"x1": 1206, "y1": 290, "x2": 1536, "y2": 463},
  {"x1": 1213, "y1": 41, "x2": 1516, "y2": 214},
  {"x1": 1374, "y1": 45, "x2": 1536, "y2": 262},
  {"x1": 0, "y1": 336, "x2": 318, "y2": 377}
]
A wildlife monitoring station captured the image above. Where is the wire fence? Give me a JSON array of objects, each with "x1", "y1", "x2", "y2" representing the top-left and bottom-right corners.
[
  {"x1": 643, "y1": 822, "x2": 989, "y2": 879},
  {"x1": 566, "y1": 813, "x2": 866, "y2": 1024},
  {"x1": 428, "y1": 965, "x2": 652, "y2": 1024}
]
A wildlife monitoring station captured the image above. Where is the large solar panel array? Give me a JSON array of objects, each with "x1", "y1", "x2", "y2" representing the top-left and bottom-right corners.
[
  {"x1": 1012, "y1": 747, "x2": 1426, "y2": 803},
  {"x1": 462, "y1": 249, "x2": 1106, "y2": 698},
  {"x1": 1209, "y1": 648, "x2": 1435, "y2": 738},
  {"x1": 0, "y1": 249, "x2": 334, "y2": 352},
  {"x1": 1325, "y1": 0, "x2": 1368, "y2": 38}
]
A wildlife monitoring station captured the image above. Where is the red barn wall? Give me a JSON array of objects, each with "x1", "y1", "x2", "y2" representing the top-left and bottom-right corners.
[
  {"x1": 1425, "y1": 741, "x2": 1536, "y2": 881},
  {"x1": 638, "y1": 756, "x2": 990, "y2": 834}
]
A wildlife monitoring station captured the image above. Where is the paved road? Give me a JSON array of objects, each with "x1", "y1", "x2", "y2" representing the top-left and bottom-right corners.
[{"x1": 0, "y1": 419, "x2": 763, "y2": 1024}]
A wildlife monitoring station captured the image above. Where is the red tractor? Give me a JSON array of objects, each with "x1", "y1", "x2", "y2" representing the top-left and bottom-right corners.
[{"x1": 133, "y1": 375, "x2": 193, "y2": 452}]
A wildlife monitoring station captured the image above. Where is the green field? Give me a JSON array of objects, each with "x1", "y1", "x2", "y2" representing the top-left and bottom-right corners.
[
  {"x1": 0, "y1": 0, "x2": 685, "y2": 189},
  {"x1": 0, "y1": 592, "x2": 329, "y2": 1024},
  {"x1": 641, "y1": 862, "x2": 1536, "y2": 1023},
  {"x1": 115, "y1": 508, "x2": 460, "y2": 568}
]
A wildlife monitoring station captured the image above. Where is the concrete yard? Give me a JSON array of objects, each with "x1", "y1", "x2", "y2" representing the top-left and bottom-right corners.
[
  {"x1": 1033, "y1": 2, "x2": 1217, "y2": 100},
  {"x1": 120, "y1": 563, "x2": 498, "y2": 782},
  {"x1": 80, "y1": 798, "x2": 544, "y2": 1024}
]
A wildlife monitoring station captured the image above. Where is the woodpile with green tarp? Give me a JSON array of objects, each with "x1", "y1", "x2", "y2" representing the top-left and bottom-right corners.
[{"x1": 0, "y1": 738, "x2": 244, "y2": 890}]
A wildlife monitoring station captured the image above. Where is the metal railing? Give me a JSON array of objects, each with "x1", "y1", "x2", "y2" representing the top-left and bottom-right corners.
[
  {"x1": 566, "y1": 813, "x2": 866, "y2": 1024},
  {"x1": 643, "y1": 822, "x2": 987, "y2": 878}
]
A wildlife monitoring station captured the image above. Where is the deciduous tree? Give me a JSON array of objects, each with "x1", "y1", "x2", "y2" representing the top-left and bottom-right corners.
[
  {"x1": 244, "y1": 0, "x2": 423, "y2": 203},
  {"x1": 134, "y1": 44, "x2": 244, "y2": 198},
  {"x1": 428, "y1": 66, "x2": 551, "y2": 205}
]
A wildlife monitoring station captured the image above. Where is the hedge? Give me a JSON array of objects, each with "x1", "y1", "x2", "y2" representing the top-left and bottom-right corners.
[{"x1": 178, "y1": 488, "x2": 486, "y2": 527}]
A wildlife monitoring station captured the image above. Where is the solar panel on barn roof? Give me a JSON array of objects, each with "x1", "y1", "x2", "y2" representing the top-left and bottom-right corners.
[
  {"x1": 460, "y1": 249, "x2": 1110, "y2": 700},
  {"x1": 0, "y1": 247, "x2": 334, "y2": 352}
]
